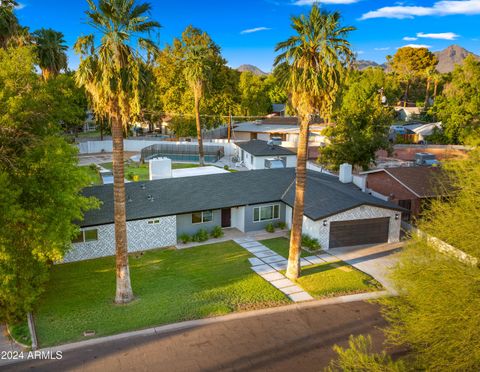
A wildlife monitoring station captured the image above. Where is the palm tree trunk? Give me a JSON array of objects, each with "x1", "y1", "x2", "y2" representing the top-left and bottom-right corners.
[
  {"x1": 194, "y1": 89, "x2": 205, "y2": 166},
  {"x1": 112, "y1": 114, "x2": 134, "y2": 304},
  {"x1": 433, "y1": 80, "x2": 438, "y2": 100},
  {"x1": 424, "y1": 78, "x2": 431, "y2": 108},
  {"x1": 286, "y1": 114, "x2": 309, "y2": 280}
]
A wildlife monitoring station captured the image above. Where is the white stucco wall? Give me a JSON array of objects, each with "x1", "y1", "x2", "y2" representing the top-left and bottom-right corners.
[
  {"x1": 301, "y1": 205, "x2": 401, "y2": 250},
  {"x1": 231, "y1": 206, "x2": 245, "y2": 232},
  {"x1": 64, "y1": 216, "x2": 177, "y2": 263},
  {"x1": 233, "y1": 132, "x2": 251, "y2": 141}
]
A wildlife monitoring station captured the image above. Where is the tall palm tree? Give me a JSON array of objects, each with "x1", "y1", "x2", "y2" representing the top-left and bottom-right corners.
[
  {"x1": 74, "y1": 0, "x2": 160, "y2": 304},
  {"x1": 0, "y1": 0, "x2": 20, "y2": 48},
  {"x1": 32, "y1": 28, "x2": 68, "y2": 80},
  {"x1": 274, "y1": 5, "x2": 354, "y2": 280},
  {"x1": 181, "y1": 26, "x2": 215, "y2": 166}
]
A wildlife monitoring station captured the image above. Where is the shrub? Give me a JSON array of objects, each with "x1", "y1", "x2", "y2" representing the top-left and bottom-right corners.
[
  {"x1": 265, "y1": 223, "x2": 275, "y2": 233},
  {"x1": 89, "y1": 163, "x2": 97, "y2": 172},
  {"x1": 210, "y1": 226, "x2": 224, "y2": 238},
  {"x1": 193, "y1": 228, "x2": 209, "y2": 242},
  {"x1": 223, "y1": 165, "x2": 229, "y2": 171},
  {"x1": 127, "y1": 171, "x2": 135, "y2": 180},
  {"x1": 301, "y1": 234, "x2": 321, "y2": 250},
  {"x1": 179, "y1": 233, "x2": 191, "y2": 244},
  {"x1": 276, "y1": 221, "x2": 286, "y2": 229}
]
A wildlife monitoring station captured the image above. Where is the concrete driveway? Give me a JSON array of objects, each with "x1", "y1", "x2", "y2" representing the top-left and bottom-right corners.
[{"x1": 328, "y1": 242, "x2": 405, "y2": 293}]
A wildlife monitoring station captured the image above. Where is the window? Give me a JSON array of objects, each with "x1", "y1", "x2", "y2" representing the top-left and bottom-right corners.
[
  {"x1": 84, "y1": 229, "x2": 98, "y2": 242},
  {"x1": 251, "y1": 155, "x2": 254, "y2": 165},
  {"x1": 192, "y1": 210, "x2": 213, "y2": 224},
  {"x1": 72, "y1": 229, "x2": 98, "y2": 243},
  {"x1": 148, "y1": 219, "x2": 160, "y2": 224},
  {"x1": 253, "y1": 204, "x2": 280, "y2": 222}
]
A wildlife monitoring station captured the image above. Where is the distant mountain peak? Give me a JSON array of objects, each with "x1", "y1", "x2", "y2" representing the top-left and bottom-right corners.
[
  {"x1": 237, "y1": 64, "x2": 268, "y2": 76},
  {"x1": 434, "y1": 45, "x2": 480, "y2": 73},
  {"x1": 354, "y1": 60, "x2": 387, "y2": 71}
]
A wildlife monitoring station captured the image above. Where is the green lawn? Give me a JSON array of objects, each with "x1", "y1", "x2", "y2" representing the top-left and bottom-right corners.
[
  {"x1": 80, "y1": 165, "x2": 103, "y2": 185},
  {"x1": 100, "y1": 162, "x2": 200, "y2": 181},
  {"x1": 261, "y1": 238, "x2": 382, "y2": 298},
  {"x1": 261, "y1": 237, "x2": 311, "y2": 258},
  {"x1": 35, "y1": 241, "x2": 289, "y2": 347},
  {"x1": 8, "y1": 321, "x2": 31, "y2": 347}
]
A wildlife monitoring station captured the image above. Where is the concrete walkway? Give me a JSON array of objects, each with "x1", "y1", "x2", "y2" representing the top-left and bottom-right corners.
[
  {"x1": 234, "y1": 237, "x2": 340, "y2": 302},
  {"x1": 328, "y1": 242, "x2": 404, "y2": 293}
]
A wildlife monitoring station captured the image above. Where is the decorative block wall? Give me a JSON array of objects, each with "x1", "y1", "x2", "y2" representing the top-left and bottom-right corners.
[{"x1": 63, "y1": 216, "x2": 177, "y2": 263}]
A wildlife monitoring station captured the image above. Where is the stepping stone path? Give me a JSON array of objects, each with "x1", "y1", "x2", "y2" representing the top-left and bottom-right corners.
[{"x1": 234, "y1": 238, "x2": 337, "y2": 303}]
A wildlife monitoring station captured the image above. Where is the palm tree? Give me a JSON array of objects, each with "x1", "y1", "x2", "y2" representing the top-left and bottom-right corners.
[
  {"x1": 74, "y1": 0, "x2": 160, "y2": 304},
  {"x1": 274, "y1": 5, "x2": 354, "y2": 280},
  {"x1": 32, "y1": 28, "x2": 68, "y2": 80},
  {"x1": 0, "y1": 0, "x2": 20, "y2": 48},
  {"x1": 424, "y1": 67, "x2": 434, "y2": 108},
  {"x1": 181, "y1": 26, "x2": 215, "y2": 166}
]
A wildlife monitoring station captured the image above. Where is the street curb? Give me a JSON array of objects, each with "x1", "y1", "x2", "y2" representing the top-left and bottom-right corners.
[{"x1": 6, "y1": 290, "x2": 391, "y2": 365}]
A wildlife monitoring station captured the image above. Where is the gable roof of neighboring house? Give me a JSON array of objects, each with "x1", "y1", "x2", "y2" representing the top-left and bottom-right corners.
[
  {"x1": 363, "y1": 166, "x2": 445, "y2": 198},
  {"x1": 272, "y1": 104, "x2": 286, "y2": 113},
  {"x1": 236, "y1": 140, "x2": 296, "y2": 157},
  {"x1": 80, "y1": 168, "x2": 403, "y2": 228}
]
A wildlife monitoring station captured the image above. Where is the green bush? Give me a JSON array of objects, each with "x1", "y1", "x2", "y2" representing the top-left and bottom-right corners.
[
  {"x1": 223, "y1": 165, "x2": 229, "y2": 170},
  {"x1": 276, "y1": 221, "x2": 286, "y2": 229},
  {"x1": 192, "y1": 228, "x2": 209, "y2": 242},
  {"x1": 126, "y1": 171, "x2": 135, "y2": 180},
  {"x1": 210, "y1": 226, "x2": 224, "y2": 238},
  {"x1": 8, "y1": 321, "x2": 31, "y2": 347},
  {"x1": 265, "y1": 223, "x2": 275, "y2": 233},
  {"x1": 301, "y1": 234, "x2": 321, "y2": 250},
  {"x1": 89, "y1": 163, "x2": 97, "y2": 172},
  {"x1": 179, "y1": 233, "x2": 191, "y2": 244}
]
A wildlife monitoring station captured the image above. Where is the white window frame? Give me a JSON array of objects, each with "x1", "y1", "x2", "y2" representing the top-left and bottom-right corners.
[
  {"x1": 192, "y1": 210, "x2": 213, "y2": 224},
  {"x1": 73, "y1": 228, "x2": 99, "y2": 243},
  {"x1": 253, "y1": 204, "x2": 280, "y2": 223}
]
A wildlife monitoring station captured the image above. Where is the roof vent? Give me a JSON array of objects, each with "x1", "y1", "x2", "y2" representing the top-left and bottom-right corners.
[{"x1": 141, "y1": 184, "x2": 146, "y2": 190}]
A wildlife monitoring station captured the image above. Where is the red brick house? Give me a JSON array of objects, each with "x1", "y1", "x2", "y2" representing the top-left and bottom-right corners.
[{"x1": 362, "y1": 167, "x2": 445, "y2": 220}]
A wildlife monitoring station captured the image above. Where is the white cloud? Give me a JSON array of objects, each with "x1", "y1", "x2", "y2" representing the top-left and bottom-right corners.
[
  {"x1": 356, "y1": 50, "x2": 365, "y2": 54},
  {"x1": 403, "y1": 36, "x2": 418, "y2": 41},
  {"x1": 15, "y1": 2, "x2": 26, "y2": 9},
  {"x1": 240, "y1": 27, "x2": 272, "y2": 35},
  {"x1": 360, "y1": 0, "x2": 480, "y2": 20},
  {"x1": 400, "y1": 44, "x2": 432, "y2": 49},
  {"x1": 374, "y1": 47, "x2": 390, "y2": 51},
  {"x1": 417, "y1": 32, "x2": 460, "y2": 40},
  {"x1": 294, "y1": 0, "x2": 360, "y2": 5}
]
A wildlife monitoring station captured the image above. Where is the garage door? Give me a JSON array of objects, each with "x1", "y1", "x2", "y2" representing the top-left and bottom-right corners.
[{"x1": 329, "y1": 217, "x2": 390, "y2": 249}]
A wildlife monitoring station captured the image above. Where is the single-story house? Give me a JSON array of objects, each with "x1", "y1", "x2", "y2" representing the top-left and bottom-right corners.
[
  {"x1": 234, "y1": 139, "x2": 297, "y2": 170},
  {"x1": 67, "y1": 168, "x2": 404, "y2": 262},
  {"x1": 362, "y1": 166, "x2": 446, "y2": 220}
]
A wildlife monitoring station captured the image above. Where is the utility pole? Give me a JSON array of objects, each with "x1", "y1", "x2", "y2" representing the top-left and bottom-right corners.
[{"x1": 227, "y1": 110, "x2": 232, "y2": 143}]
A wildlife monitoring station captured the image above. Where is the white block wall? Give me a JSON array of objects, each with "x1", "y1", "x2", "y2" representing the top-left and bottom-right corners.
[
  {"x1": 64, "y1": 216, "x2": 177, "y2": 263},
  {"x1": 301, "y1": 205, "x2": 401, "y2": 250},
  {"x1": 231, "y1": 206, "x2": 246, "y2": 232}
]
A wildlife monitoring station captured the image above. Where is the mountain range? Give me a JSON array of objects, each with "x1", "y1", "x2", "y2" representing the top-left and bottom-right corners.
[
  {"x1": 236, "y1": 64, "x2": 268, "y2": 76},
  {"x1": 355, "y1": 45, "x2": 479, "y2": 73}
]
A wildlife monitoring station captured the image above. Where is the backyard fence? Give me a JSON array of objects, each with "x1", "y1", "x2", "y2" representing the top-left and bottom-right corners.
[{"x1": 140, "y1": 143, "x2": 225, "y2": 163}]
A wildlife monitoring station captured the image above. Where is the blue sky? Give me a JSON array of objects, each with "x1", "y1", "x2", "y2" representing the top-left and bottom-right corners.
[{"x1": 15, "y1": 0, "x2": 480, "y2": 72}]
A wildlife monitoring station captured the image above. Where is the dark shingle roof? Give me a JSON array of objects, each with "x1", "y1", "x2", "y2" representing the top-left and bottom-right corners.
[
  {"x1": 236, "y1": 140, "x2": 296, "y2": 157},
  {"x1": 80, "y1": 168, "x2": 403, "y2": 227}
]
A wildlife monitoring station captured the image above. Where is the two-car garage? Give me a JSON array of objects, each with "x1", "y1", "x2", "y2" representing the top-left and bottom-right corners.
[{"x1": 328, "y1": 217, "x2": 391, "y2": 249}]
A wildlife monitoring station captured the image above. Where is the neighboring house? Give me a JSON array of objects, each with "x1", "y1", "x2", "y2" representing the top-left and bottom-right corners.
[
  {"x1": 362, "y1": 166, "x2": 445, "y2": 220},
  {"x1": 394, "y1": 106, "x2": 422, "y2": 121},
  {"x1": 271, "y1": 103, "x2": 286, "y2": 116},
  {"x1": 67, "y1": 168, "x2": 404, "y2": 262},
  {"x1": 403, "y1": 122, "x2": 442, "y2": 144},
  {"x1": 234, "y1": 140, "x2": 297, "y2": 170},
  {"x1": 233, "y1": 117, "x2": 327, "y2": 145}
]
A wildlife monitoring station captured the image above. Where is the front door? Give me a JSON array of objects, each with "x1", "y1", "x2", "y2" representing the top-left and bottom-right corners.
[{"x1": 221, "y1": 208, "x2": 231, "y2": 228}]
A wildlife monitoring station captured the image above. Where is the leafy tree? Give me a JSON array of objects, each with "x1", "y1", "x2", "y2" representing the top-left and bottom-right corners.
[
  {"x1": 320, "y1": 68, "x2": 395, "y2": 170},
  {"x1": 274, "y1": 5, "x2": 354, "y2": 280},
  {"x1": 328, "y1": 145, "x2": 480, "y2": 370},
  {"x1": 238, "y1": 71, "x2": 272, "y2": 116},
  {"x1": 430, "y1": 55, "x2": 480, "y2": 143},
  {"x1": 0, "y1": 0, "x2": 20, "y2": 48},
  {"x1": 74, "y1": 0, "x2": 160, "y2": 304},
  {"x1": 265, "y1": 72, "x2": 288, "y2": 105},
  {"x1": 0, "y1": 46, "x2": 96, "y2": 322},
  {"x1": 389, "y1": 47, "x2": 437, "y2": 107},
  {"x1": 32, "y1": 28, "x2": 68, "y2": 80}
]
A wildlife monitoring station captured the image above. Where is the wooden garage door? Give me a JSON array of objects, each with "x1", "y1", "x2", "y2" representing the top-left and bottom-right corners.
[{"x1": 329, "y1": 217, "x2": 390, "y2": 249}]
